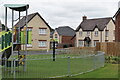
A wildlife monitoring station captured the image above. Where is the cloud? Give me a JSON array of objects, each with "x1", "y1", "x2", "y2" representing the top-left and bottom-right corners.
[{"x1": 0, "y1": 0, "x2": 119, "y2": 29}]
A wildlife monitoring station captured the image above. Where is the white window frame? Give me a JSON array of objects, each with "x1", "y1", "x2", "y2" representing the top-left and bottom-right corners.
[
  {"x1": 95, "y1": 31, "x2": 98, "y2": 37},
  {"x1": 27, "y1": 44, "x2": 32, "y2": 47},
  {"x1": 39, "y1": 41, "x2": 47, "y2": 47},
  {"x1": 39, "y1": 28, "x2": 47, "y2": 35}
]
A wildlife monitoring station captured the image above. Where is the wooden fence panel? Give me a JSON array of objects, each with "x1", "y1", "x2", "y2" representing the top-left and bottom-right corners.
[{"x1": 96, "y1": 42, "x2": 120, "y2": 56}]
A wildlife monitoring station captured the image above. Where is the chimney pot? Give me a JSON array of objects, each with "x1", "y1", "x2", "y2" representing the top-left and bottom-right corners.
[{"x1": 83, "y1": 15, "x2": 87, "y2": 21}]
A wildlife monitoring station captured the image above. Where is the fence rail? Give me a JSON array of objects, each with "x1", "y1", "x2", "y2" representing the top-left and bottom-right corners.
[{"x1": 1, "y1": 51, "x2": 105, "y2": 79}]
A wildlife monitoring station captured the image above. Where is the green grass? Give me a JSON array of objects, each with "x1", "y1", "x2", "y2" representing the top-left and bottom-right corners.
[
  {"x1": 1, "y1": 54, "x2": 118, "y2": 78},
  {"x1": 72, "y1": 63, "x2": 118, "y2": 78},
  {"x1": 0, "y1": 66, "x2": 2, "y2": 80},
  {"x1": 3, "y1": 57, "x2": 94, "y2": 78}
]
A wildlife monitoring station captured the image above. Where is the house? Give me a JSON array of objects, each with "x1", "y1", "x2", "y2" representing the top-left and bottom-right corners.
[
  {"x1": 52, "y1": 26, "x2": 75, "y2": 48},
  {"x1": 76, "y1": 16, "x2": 115, "y2": 47},
  {"x1": 15, "y1": 12, "x2": 51, "y2": 50},
  {"x1": 113, "y1": 7, "x2": 120, "y2": 42}
]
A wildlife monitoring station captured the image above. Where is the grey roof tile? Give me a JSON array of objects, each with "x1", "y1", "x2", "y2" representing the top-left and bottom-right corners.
[
  {"x1": 76, "y1": 17, "x2": 113, "y2": 31},
  {"x1": 15, "y1": 12, "x2": 51, "y2": 30},
  {"x1": 56, "y1": 26, "x2": 75, "y2": 36}
]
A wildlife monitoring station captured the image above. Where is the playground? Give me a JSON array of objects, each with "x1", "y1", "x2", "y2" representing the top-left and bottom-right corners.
[{"x1": 0, "y1": 4, "x2": 118, "y2": 79}]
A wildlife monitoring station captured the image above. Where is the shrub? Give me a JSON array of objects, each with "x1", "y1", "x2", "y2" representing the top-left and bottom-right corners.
[
  {"x1": 105, "y1": 56, "x2": 119, "y2": 64},
  {"x1": 63, "y1": 45, "x2": 68, "y2": 48}
]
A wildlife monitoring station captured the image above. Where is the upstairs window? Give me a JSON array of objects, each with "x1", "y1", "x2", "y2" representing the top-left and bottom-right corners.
[
  {"x1": 95, "y1": 31, "x2": 98, "y2": 37},
  {"x1": 55, "y1": 34, "x2": 58, "y2": 38},
  {"x1": 39, "y1": 28, "x2": 47, "y2": 35},
  {"x1": 79, "y1": 31, "x2": 83, "y2": 36},
  {"x1": 105, "y1": 30, "x2": 109, "y2": 37},
  {"x1": 86, "y1": 31, "x2": 90, "y2": 36}
]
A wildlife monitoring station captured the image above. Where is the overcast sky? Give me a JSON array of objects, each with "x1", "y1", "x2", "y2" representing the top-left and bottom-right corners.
[{"x1": 0, "y1": 0, "x2": 120, "y2": 29}]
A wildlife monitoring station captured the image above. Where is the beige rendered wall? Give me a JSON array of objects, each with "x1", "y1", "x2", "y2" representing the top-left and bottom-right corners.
[
  {"x1": 22, "y1": 14, "x2": 50, "y2": 50},
  {"x1": 106, "y1": 20, "x2": 115, "y2": 42}
]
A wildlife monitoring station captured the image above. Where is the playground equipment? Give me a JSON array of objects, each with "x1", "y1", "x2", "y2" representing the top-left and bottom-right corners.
[{"x1": 0, "y1": 4, "x2": 29, "y2": 72}]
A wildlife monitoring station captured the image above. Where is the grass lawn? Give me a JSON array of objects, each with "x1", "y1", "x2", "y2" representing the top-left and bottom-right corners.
[
  {"x1": 72, "y1": 63, "x2": 118, "y2": 78},
  {"x1": 0, "y1": 66, "x2": 2, "y2": 80},
  {"x1": 1, "y1": 54, "x2": 119, "y2": 78}
]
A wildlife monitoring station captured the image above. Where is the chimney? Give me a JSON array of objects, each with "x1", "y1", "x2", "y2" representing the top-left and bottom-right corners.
[
  {"x1": 119, "y1": 1, "x2": 120, "y2": 8},
  {"x1": 83, "y1": 15, "x2": 87, "y2": 21}
]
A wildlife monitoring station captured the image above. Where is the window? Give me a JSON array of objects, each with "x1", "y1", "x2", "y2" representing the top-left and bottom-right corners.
[
  {"x1": 27, "y1": 44, "x2": 32, "y2": 47},
  {"x1": 39, "y1": 28, "x2": 47, "y2": 35},
  {"x1": 39, "y1": 41, "x2": 47, "y2": 47},
  {"x1": 95, "y1": 31, "x2": 98, "y2": 37},
  {"x1": 94, "y1": 40, "x2": 99, "y2": 46},
  {"x1": 79, "y1": 40, "x2": 83, "y2": 47},
  {"x1": 27, "y1": 28, "x2": 32, "y2": 31},
  {"x1": 86, "y1": 31, "x2": 90, "y2": 36},
  {"x1": 79, "y1": 31, "x2": 83, "y2": 36},
  {"x1": 55, "y1": 34, "x2": 58, "y2": 38},
  {"x1": 105, "y1": 30, "x2": 109, "y2": 37}
]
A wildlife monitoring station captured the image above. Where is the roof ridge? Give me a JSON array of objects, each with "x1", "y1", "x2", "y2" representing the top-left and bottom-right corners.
[
  {"x1": 57, "y1": 26, "x2": 74, "y2": 30},
  {"x1": 86, "y1": 17, "x2": 112, "y2": 20},
  {"x1": 58, "y1": 26, "x2": 70, "y2": 28},
  {"x1": 28, "y1": 12, "x2": 38, "y2": 16}
]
